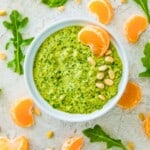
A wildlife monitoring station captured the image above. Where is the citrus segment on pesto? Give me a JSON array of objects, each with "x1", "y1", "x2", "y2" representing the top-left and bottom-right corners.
[{"x1": 33, "y1": 26, "x2": 122, "y2": 114}]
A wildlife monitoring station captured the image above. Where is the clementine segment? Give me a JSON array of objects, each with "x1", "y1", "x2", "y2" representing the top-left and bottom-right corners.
[
  {"x1": 124, "y1": 15, "x2": 148, "y2": 43},
  {"x1": 79, "y1": 28, "x2": 104, "y2": 55},
  {"x1": 88, "y1": 0, "x2": 113, "y2": 24},
  {"x1": 143, "y1": 116, "x2": 150, "y2": 138},
  {"x1": 61, "y1": 137, "x2": 83, "y2": 150},
  {"x1": 78, "y1": 25, "x2": 110, "y2": 57},
  {"x1": 117, "y1": 81, "x2": 142, "y2": 109},
  {"x1": 14, "y1": 136, "x2": 29, "y2": 150},
  {"x1": 11, "y1": 98, "x2": 35, "y2": 127},
  {"x1": 0, "y1": 136, "x2": 29, "y2": 150},
  {"x1": 90, "y1": 25, "x2": 110, "y2": 47}
]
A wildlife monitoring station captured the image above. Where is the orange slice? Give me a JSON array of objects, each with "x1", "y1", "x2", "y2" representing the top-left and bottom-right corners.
[
  {"x1": 124, "y1": 15, "x2": 148, "y2": 43},
  {"x1": 78, "y1": 25, "x2": 110, "y2": 57},
  {"x1": 143, "y1": 115, "x2": 150, "y2": 138},
  {"x1": 91, "y1": 25, "x2": 110, "y2": 47},
  {"x1": 0, "y1": 136, "x2": 29, "y2": 150},
  {"x1": 117, "y1": 81, "x2": 142, "y2": 109},
  {"x1": 11, "y1": 98, "x2": 35, "y2": 127},
  {"x1": 61, "y1": 137, "x2": 83, "y2": 150},
  {"x1": 88, "y1": 0, "x2": 114, "y2": 24}
]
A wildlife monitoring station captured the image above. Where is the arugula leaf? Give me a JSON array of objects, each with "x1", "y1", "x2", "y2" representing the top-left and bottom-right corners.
[
  {"x1": 139, "y1": 43, "x2": 150, "y2": 77},
  {"x1": 139, "y1": 70, "x2": 150, "y2": 77},
  {"x1": 83, "y1": 125, "x2": 127, "y2": 150},
  {"x1": 3, "y1": 10, "x2": 34, "y2": 75},
  {"x1": 133, "y1": 0, "x2": 150, "y2": 23},
  {"x1": 41, "y1": 0, "x2": 68, "y2": 8}
]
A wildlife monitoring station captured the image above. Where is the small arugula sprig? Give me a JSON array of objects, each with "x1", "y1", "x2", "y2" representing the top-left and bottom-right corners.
[
  {"x1": 3, "y1": 10, "x2": 34, "y2": 75},
  {"x1": 133, "y1": 0, "x2": 150, "y2": 23},
  {"x1": 139, "y1": 43, "x2": 150, "y2": 77},
  {"x1": 41, "y1": 0, "x2": 68, "y2": 8},
  {"x1": 83, "y1": 125, "x2": 127, "y2": 150}
]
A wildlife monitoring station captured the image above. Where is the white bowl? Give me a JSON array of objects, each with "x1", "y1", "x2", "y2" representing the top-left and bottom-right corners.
[{"x1": 24, "y1": 18, "x2": 128, "y2": 122}]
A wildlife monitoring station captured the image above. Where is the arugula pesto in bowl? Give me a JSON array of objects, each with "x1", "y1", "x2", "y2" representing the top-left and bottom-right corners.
[
  {"x1": 33, "y1": 26, "x2": 122, "y2": 114},
  {"x1": 24, "y1": 19, "x2": 128, "y2": 122}
]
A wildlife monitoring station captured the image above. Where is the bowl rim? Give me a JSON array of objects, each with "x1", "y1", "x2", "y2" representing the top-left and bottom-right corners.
[{"x1": 24, "y1": 18, "x2": 129, "y2": 122}]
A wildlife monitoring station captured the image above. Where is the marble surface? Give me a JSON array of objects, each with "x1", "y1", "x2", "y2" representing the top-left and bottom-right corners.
[{"x1": 0, "y1": 0, "x2": 150, "y2": 149}]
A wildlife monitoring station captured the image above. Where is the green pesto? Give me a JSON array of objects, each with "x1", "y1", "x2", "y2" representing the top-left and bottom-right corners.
[{"x1": 33, "y1": 26, "x2": 122, "y2": 114}]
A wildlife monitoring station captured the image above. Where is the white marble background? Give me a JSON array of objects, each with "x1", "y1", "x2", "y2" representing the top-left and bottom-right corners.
[{"x1": 0, "y1": 0, "x2": 150, "y2": 150}]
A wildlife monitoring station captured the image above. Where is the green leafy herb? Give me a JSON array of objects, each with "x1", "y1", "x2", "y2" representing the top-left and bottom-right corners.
[
  {"x1": 139, "y1": 43, "x2": 150, "y2": 77},
  {"x1": 133, "y1": 0, "x2": 150, "y2": 23},
  {"x1": 0, "y1": 89, "x2": 2, "y2": 94},
  {"x1": 83, "y1": 125, "x2": 127, "y2": 150},
  {"x1": 41, "y1": 0, "x2": 68, "y2": 8},
  {"x1": 3, "y1": 10, "x2": 34, "y2": 75}
]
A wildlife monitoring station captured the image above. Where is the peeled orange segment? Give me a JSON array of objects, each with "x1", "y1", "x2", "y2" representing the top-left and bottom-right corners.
[
  {"x1": 12, "y1": 136, "x2": 29, "y2": 150},
  {"x1": 61, "y1": 137, "x2": 83, "y2": 150},
  {"x1": 88, "y1": 0, "x2": 113, "y2": 24},
  {"x1": 11, "y1": 98, "x2": 35, "y2": 127},
  {"x1": 89, "y1": 25, "x2": 110, "y2": 48},
  {"x1": 78, "y1": 25, "x2": 110, "y2": 57},
  {"x1": 117, "y1": 81, "x2": 142, "y2": 109},
  {"x1": 143, "y1": 116, "x2": 150, "y2": 138},
  {"x1": 0, "y1": 136, "x2": 29, "y2": 150},
  {"x1": 124, "y1": 15, "x2": 148, "y2": 43}
]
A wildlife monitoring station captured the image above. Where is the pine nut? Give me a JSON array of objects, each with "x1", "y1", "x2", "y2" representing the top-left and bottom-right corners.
[
  {"x1": 105, "y1": 56, "x2": 114, "y2": 63},
  {"x1": 99, "y1": 65, "x2": 108, "y2": 71},
  {"x1": 57, "y1": 6, "x2": 65, "y2": 11},
  {"x1": 127, "y1": 141, "x2": 134, "y2": 150},
  {"x1": 97, "y1": 72, "x2": 104, "y2": 80},
  {"x1": 45, "y1": 148, "x2": 55, "y2": 150},
  {"x1": 104, "y1": 79, "x2": 114, "y2": 86},
  {"x1": 33, "y1": 107, "x2": 41, "y2": 116},
  {"x1": 108, "y1": 70, "x2": 115, "y2": 79},
  {"x1": 96, "y1": 83, "x2": 104, "y2": 89},
  {"x1": 121, "y1": 0, "x2": 127, "y2": 3},
  {"x1": 87, "y1": 57, "x2": 96, "y2": 66},
  {"x1": 0, "y1": 52, "x2": 7, "y2": 60},
  {"x1": 0, "y1": 10, "x2": 7, "y2": 16},
  {"x1": 138, "y1": 113, "x2": 145, "y2": 121},
  {"x1": 75, "y1": 0, "x2": 81, "y2": 4},
  {"x1": 46, "y1": 131, "x2": 54, "y2": 139},
  {"x1": 98, "y1": 95, "x2": 105, "y2": 100},
  {"x1": 105, "y1": 50, "x2": 112, "y2": 56}
]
